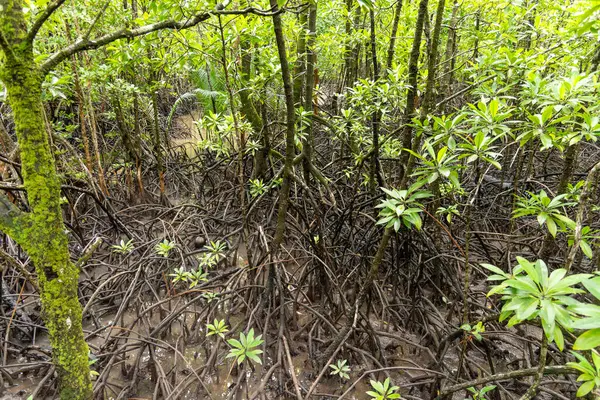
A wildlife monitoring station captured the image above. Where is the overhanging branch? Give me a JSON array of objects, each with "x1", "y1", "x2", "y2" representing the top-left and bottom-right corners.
[
  {"x1": 40, "y1": 6, "x2": 282, "y2": 75},
  {"x1": 26, "y1": 0, "x2": 68, "y2": 44}
]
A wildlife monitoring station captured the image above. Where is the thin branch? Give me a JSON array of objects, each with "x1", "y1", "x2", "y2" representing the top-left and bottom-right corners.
[
  {"x1": 40, "y1": 6, "x2": 281, "y2": 75},
  {"x1": 565, "y1": 160, "x2": 600, "y2": 271},
  {"x1": 41, "y1": 12, "x2": 209, "y2": 74},
  {"x1": 83, "y1": 0, "x2": 111, "y2": 40},
  {"x1": 437, "y1": 365, "x2": 575, "y2": 398},
  {"x1": 75, "y1": 237, "x2": 103, "y2": 270},
  {"x1": 26, "y1": 0, "x2": 68, "y2": 43},
  {"x1": 435, "y1": 74, "x2": 495, "y2": 109},
  {"x1": 0, "y1": 249, "x2": 40, "y2": 292}
]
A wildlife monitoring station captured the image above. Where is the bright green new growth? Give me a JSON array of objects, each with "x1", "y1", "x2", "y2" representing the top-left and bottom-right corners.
[
  {"x1": 329, "y1": 359, "x2": 351, "y2": 380},
  {"x1": 483, "y1": 257, "x2": 590, "y2": 350},
  {"x1": 366, "y1": 377, "x2": 401, "y2": 400},
  {"x1": 376, "y1": 182, "x2": 432, "y2": 231},
  {"x1": 513, "y1": 190, "x2": 576, "y2": 237},
  {"x1": 465, "y1": 385, "x2": 496, "y2": 400},
  {"x1": 155, "y1": 239, "x2": 177, "y2": 257},
  {"x1": 483, "y1": 259, "x2": 600, "y2": 396},
  {"x1": 111, "y1": 238, "x2": 135, "y2": 254},
  {"x1": 227, "y1": 328, "x2": 264, "y2": 365},
  {"x1": 206, "y1": 319, "x2": 229, "y2": 339},
  {"x1": 460, "y1": 321, "x2": 485, "y2": 341},
  {"x1": 567, "y1": 350, "x2": 600, "y2": 397}
]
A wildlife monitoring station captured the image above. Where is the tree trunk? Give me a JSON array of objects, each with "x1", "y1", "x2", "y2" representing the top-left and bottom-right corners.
[
  {"x1": 152, "y1": 90, "x2": 167, "y2": 203},
  {"x1": 369, "y1": 7, "x2": 383, "y2": 191},
  {"x1": 302, "y1": 1, "x2": 317, "y2": 184},
  {"x1": 400, "y1": 0, "x2": 429, "y2": 175},
  {"x1": 385, "y1": 0, "x2": 404, "y2": 73},
  {"x1": 239, "y1": 25, "x2": 268, "y2": 179},
  {"x1": 441, "y1": 1, "x2": 459, "y2": 104},
  {"x1": 270, "y1": 0, "x2": 297, "y2": 247},
  {"x1": 293, "y1": 10, "x2": 308, "y2": 106},
  {"x1": 421, "y1": 0, "x2": 445, "y2": 116},
  {"x1": 0, "y1": 53, "x2": 92, "y2": 400}
]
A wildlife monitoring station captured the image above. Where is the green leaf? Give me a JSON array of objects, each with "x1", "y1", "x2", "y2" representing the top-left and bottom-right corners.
[
  {"x1": 247, "y1": 351, "x2": 263, "y2": 364},
  {"x1": 370, "y1": 380, "x2": 384, "y2": 393},
  {"x1": 574, "y1": 329, "x2": 600, "y2": 351},
  {"x1": 547, "y1": 218, "x2": 557, "y2": 237},
  {"x1": 576, "y1": 380, "x2": 595, "y2": 397},
  {"x1": 580, "y1": 241, "x2": 594, "y2": 259},
  {"x1": 554, "y1": 325, "x2": 565, "y2": 351},
  {"x1": 505, "y1": 277, "x2": 539, "y2": 294},
  {"x1": 583, "y1": 277, "x2": 600, "y2": 301},
  {"x1": 516, "y1": 257, "x2": 539, "y2": 282},
  {"x1": 573, "y1": 318, "x2": 600, "y2": 330},
  {"x1": 480, "y1": 263, "x2": 508, "y2": 278},
  {"x1": 356, "y1": 0, "x2": 373, "y2": 10}
]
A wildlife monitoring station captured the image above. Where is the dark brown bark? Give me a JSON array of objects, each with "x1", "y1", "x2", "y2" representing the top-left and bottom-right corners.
[
  {"x1": 269, "y1": 0, "x2": 297, "y2": 248},
  {"x1": 400, "y1": 0, "x2": 429, "y2": 174},
  {"x1": 302, "y1": 2, "x2": 317, "y2": 183}
]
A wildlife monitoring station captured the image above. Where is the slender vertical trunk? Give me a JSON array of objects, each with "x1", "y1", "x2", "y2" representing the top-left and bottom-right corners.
[
  {"x1": 400, "y1": 0, "x2": 429, "y2": 173},
  {"x1": 422, "y1": 0, "x2": 445, "y2": 115},
  {"x1": 348, "y1": 6, "x2": 362, "y2": 86},
  {"x1": 385, "y1": 0, "x2": 404, "y2": 73},
  {"x1": 132, "y1": 92, "x2": 144, "y2": 196},
  {"x1": 343, "y1": 0, "x2": 355, "y2": 88},
  {"x1": 520, "y1": 0, "x2": 537, "y2": 51},
  {"x1": 85, "y1": 84, "x2": 108, "y2": 196},
  {"x1": 557, "y1": 143, "x2": 578, "y2": 195},
  {"x1": 67, "y1": 37, "x2": 93, "y2": 173},
  {"x1": 540, "y1": 143, "x2": 579, "y2": 260},
  {"x1": 442, "y1": 1, "x2": 458, "y2": 103},
  {"x1": 152, "y1": 90, "x2": 166, "y2": 202},
  {"x1": 566, "y1": 161, "x2": 600, "y2": 271},
  {"x1": 302, "y1": 2, "x2": 317, "y2": 184},
  {"x1": 369, "y1": 7, "x2": 383, "y2": 191},
  {"x1": 420, "y1": 0, "x2": 446, "y2": 233},
  {"x1": 239, "y1": 33, "x2": 267, "y2": 178},
  {"x1": 519, "y1": 335, "x2": 547, "y2": 400},
  {"x1": 293, "y1": 11, "x2": 308, "y2": 106},
  {"x1": 318, "y1": 227, "x2": 392, "y2": 364},
  {"x1": 218, "y1": 15, "x2": 245, "y2": 208},
  {"x1": 112, "y1": 95, "x2": 138, "y2": 164},
  {"x1": 270, "y1": 0, "x2": 297, "y2": 248},
  {"x1": 0, "y1": 53, "x2": 91, "y2": 400},
  {"x1": 472, "y1": 10, "x2": 480, "y2": 60}
]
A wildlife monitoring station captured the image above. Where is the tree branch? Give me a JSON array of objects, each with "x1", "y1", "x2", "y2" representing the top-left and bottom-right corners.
[
  {"x1": 26, "y1": 0, "x2": 68, "y2": 44},
  {"x1": 0, "y1": 248, "x2": 40, "y2": 292},
  {"x1": 40, "y1": 6, "x2": 281, "y2": 75},
  {"x1": 437, "y1": 365, "x2": 575, "y2": 398},
  {"x1": 83, "y1": 0, "x2": 111, "y2": 40}
]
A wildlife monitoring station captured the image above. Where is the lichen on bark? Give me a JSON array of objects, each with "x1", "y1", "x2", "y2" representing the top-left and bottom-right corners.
[{"x1": 0, "y1": 1, "x2": 93, "y2": 398}]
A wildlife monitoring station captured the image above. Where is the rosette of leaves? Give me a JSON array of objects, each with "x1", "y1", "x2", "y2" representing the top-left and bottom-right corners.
[
  {"x1": 482, "y1": 257, "x2": 591, "y2": 350},
  {"x1": 226, "y1": 328, "x2": 264, "y2": 365},
  {"x1": 376, "y1": 183, "x2": 432, "y2": 231}
]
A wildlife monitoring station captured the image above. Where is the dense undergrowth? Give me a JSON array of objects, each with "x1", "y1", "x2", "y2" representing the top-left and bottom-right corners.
[{"x1": 1, "y1": 0, "x2": 600, "y2": 399}]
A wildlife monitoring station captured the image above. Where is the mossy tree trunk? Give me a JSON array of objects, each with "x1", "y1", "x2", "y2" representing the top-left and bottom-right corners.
[
  {"x1": 0, "y1": 3, "x2": 92, "y2": 398},
  {"x1": 1, "y1": 1, "x2": 215, "y2": 397}
]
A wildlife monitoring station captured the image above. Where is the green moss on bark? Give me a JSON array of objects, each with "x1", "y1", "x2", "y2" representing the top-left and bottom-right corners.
[{"x1": 0, "y1": 2, "x2": 93, "y2": 397}]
